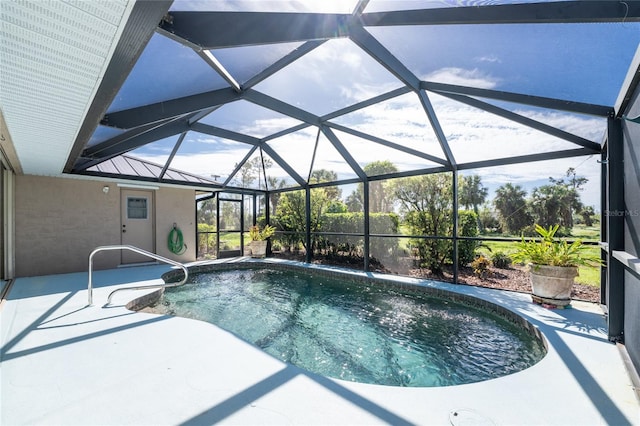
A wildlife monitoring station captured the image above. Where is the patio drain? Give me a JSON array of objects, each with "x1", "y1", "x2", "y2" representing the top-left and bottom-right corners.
[{"x1": 450, "y1": 409, "x2": 495, "y2": 426}]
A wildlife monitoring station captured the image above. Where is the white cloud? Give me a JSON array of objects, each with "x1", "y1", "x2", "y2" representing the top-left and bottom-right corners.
[
  {"x1": 423, "y1": 67, "x2": 499, "y2": 89},
  {"x1": 294, "y1": 39, "x2": 367, "y2": 85},
  {"x1": 238, "y1": 116, "x2": 303, "y2": 137},
  {"x1": 513, "y1": 109, "x2": 606, "y2": 143},
  {"x1": 339, "y1": 81, "x2": 401, "y2": 103},
  {"x1": 475, "y1": 55, "x2": 501, "y2": 64}
]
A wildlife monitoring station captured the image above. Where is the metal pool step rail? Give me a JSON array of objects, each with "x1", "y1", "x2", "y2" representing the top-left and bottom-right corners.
[{"x1": 87, "y1": 245, "x2": 188, "y2": 306}]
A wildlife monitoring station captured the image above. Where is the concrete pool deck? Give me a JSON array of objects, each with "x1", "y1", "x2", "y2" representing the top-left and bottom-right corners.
[{"x1": 1, "y1": 258, "x2": 638, "y2": 425}]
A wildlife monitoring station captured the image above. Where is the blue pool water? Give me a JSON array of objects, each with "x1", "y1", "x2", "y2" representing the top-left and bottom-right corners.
[{"x1": 151, "y1": 268, "x2": 545, "y2": 387}]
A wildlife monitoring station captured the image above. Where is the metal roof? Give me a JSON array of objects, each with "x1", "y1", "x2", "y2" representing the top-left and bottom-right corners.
[{"x1": 86, "y1": 154, "x2": 218, "y2": 186}]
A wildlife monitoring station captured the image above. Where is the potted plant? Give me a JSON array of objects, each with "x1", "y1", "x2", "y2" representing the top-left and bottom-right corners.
[
  {"x1": 512, "y1": 224, "x2": 601, "y2": 307},
  {"x1": 247, "y1": 224, "x2": 276, "y2": 258}
]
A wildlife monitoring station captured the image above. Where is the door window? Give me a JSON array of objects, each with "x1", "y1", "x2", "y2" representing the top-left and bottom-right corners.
[{"x1": 127, "y1": 197, "x2": 148, "y2": 219}]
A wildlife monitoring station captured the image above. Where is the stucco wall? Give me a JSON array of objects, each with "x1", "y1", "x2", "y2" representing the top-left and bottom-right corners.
[
  {"x1": 155, "y1": 186, "x2": 196, "y2": 263},
  {"x1": 15, "y1": 175, "x2": 195, "y2": 277}
]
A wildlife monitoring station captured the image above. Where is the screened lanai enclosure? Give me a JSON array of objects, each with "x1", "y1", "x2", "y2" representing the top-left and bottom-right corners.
[{"x1": 53, "y1": 1, "x2": 640, "y2": 370}]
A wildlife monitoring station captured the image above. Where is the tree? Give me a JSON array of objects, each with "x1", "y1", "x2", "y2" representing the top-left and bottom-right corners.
[
  {"x1": 478, "y1": 204, "x2": 501, "y2": 232},
  {"x1": 345, "y1": 191, "x2": 363, "y2": 212},
  {"x1": 197, "y1": 198, "x2": 216, "y2": 225},
  {"x1": 543, "y1": 168, "x2": 586, "y2": 229},
  {"x1": 365, "y1": 161, "x2": 398, "y2": 213},
  {"x1": 267, "y1": 176, "x2": 287, "y2": 215},
  {"x1": 327, "y1": 200, "x2": 348, "y2": 213},
  {"x1": 393, "y1": 174, "x2": 453, "y2": 274},
  {"x1": 579, "y1": 205, "x2": 595, "y2": 227},
  {"x1": 310, "y1": 169, "x2": 341, "y2": 201},
  {"x1": 530, "y1": 185, "x2": 563, "y2": 229},
  {"x1": 494, "y1": 183, "x2": 532, "y2": 233},
  {"x1": 234, "y1": 156, "x2": 273, "y2": 189},
  {"x1": 219, "y1": 199, "x2": 240, "y2": 231},
  {"x1": 273, "y1": 188, "x2": 331, "y2": 255},
  {"x1": 530, "y1": 184, "x2": 580, "y2": 231},
  {"x1": 555, "y1": 167, "x2": 588, "y2": 192},
  {"x1": 459, "y1": 174, "x2": 488, "y2": 230},
  {"x1": 346, "y1": 160, "x2": 398, "y2": 213},
  {"x1": 457, "y1": 210, "x2": 480, "y2": 266}
]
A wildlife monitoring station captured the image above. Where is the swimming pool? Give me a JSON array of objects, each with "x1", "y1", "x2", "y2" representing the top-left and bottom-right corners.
[{"x1": 150, "y1": 264, "x2": 546, "y2": 387}]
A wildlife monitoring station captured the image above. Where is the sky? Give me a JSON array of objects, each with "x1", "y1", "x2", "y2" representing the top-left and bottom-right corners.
[{"x1": 103, "y1": 3, "x2": 640, "y2": 211}]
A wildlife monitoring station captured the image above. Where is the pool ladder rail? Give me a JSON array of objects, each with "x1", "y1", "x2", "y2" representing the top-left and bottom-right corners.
[{"x1": 87, "y1": 245, "x2": 188, "y2": 307}]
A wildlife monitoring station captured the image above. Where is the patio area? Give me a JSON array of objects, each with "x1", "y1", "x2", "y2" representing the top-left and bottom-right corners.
[{"x1": 1, "y1": 260, "x2": 638, "y2": 425}]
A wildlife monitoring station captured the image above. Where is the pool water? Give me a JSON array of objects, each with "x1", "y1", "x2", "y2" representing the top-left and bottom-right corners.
[{"x1": 151, "y1": 268, "x2": 545, "y2": 387}]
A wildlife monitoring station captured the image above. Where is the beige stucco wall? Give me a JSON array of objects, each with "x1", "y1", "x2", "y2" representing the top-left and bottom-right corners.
[
  {"x1": 15, "y1": 175, "x2": 195, "y2": 277},
  {"x1": 155, "y1": 186, "x2": 196, "y2": 263}
]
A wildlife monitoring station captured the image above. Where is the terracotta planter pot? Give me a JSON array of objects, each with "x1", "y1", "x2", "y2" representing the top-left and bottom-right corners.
[
  {"x1": 249, "y1": 240, "x2": 268, "y2": 258},
  {"x1": 529, "y1": 264, "x2": 578, "y2": 307}
]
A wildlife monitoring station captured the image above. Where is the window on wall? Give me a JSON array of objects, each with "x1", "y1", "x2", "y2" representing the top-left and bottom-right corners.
[{"x1": 127, "y1": 197, "x2": 148, "y2": 219}]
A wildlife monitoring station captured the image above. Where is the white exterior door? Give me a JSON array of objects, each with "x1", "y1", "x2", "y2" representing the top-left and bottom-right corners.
[{"x1": 121, "y1": 189, "x2": 154, "y2": 264}]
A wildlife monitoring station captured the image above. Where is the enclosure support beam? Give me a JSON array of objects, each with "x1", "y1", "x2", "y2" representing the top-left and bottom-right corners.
[
  {"x1": 216, "y1": 196, "x2": 221, "y2": 258},
  {"x1": 362, "y1": 1, "x2": 640, "y2": 26},
  {"x1": 253, "y1": 194, "x2": 258, "y2": 227},
  {"x1": 160, "y1": 12, "x2": 350, "y2": 49},
  {"x1": 363, "y1": 180, "x2": 370, "y2": 271},
  {"x1": 223, "y1": 146, "x2": 259, "y2": 187},
  {"x1": 600, "y1": 147, "x2": 608, "y2": 304},
  {"x1": 435, "y1": 91, "x2": 601, "y2": 151},
  {"x1": 159, "y1": 132, "x2": 187, "y2": 180},
  {"x1": 424, "y1": 82, "x2": 611, "y2": 117},
  {"x1": 452, "y1": 170, "x2": 459, "y2": 284},
  {"x1": 76, "y1": 118, "x2": 190, "y2": 171},
  {"x1": 243, "y1": 40, "x2": 327, "y2": 90},
  {"x1": 240, "y1": 195, "x2": 245, "y2": 254},
  {"x1": 305, "y1": 187, "x2": 312, "y2": 263},
  {"x1": 264, "y1": 193, "x2": 271, "y2": 257},
  {"x1": 606, "y1": 116, "x2": 625, "y2": 342},
  {"x1": 418, "y1": 90, "x2": 457, "y2": 168}
]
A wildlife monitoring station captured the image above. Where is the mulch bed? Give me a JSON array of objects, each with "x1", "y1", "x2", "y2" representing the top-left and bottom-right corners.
[
  {"x1": 275, "y1": 252, "x2": 600, "y2": 304},
  {"x1": 406, "y1": 264, "x2": 600, "y2": 303}
]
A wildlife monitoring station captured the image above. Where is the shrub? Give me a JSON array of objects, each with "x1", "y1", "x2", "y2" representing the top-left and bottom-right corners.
[
  {"x1": 270, "y1": 211, "x2": 400, "y2": 260},
  {"x1": 471, "y1": 255, "x2": 491, "y2": 278},
  {"x1": 491, "y1": 251, "x2": 512, "y2": 269},
  {"x1": 369, "y1": 213, "x2": 400, "y2": 259},
  {"x1": 405, "y1": 210, "x2": 450, "y2": 274},
  {"x1": 456, "y1": 210, "x2": 480, "y2": 266},
  {"x1": 478, "y1": 207, "x2": 501, "y2": 233},
  {"x1": 197, "y1": 223, "x2": 216, "y2": 254},
  {"x1": 405, "y1": 210, "x2": 480, "y2": 274}
]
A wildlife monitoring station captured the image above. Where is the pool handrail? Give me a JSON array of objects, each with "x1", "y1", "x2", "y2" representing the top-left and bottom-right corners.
[{"x1": 87, "y1": 245, "x2": 188, "y2": 306}]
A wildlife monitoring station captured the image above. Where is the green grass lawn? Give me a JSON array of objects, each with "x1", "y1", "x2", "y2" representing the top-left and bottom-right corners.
[
  {"x1": 570, "y1": 223, "x2": 600, "y2": 240},
  {"x1": 477, "y1": 227, "x2": 601, "y2": 287},
  {"x1": 219, "y1": 232, "x2": 243, "y2": 250}
]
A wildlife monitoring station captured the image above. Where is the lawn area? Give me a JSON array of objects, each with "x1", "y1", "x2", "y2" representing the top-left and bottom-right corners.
[
  {"x1": 220, "y1": 232, "x2": 243, "y2": 250},
  {"x1": 477, "y1": 225, "x2": 601, "y2": 287}
]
